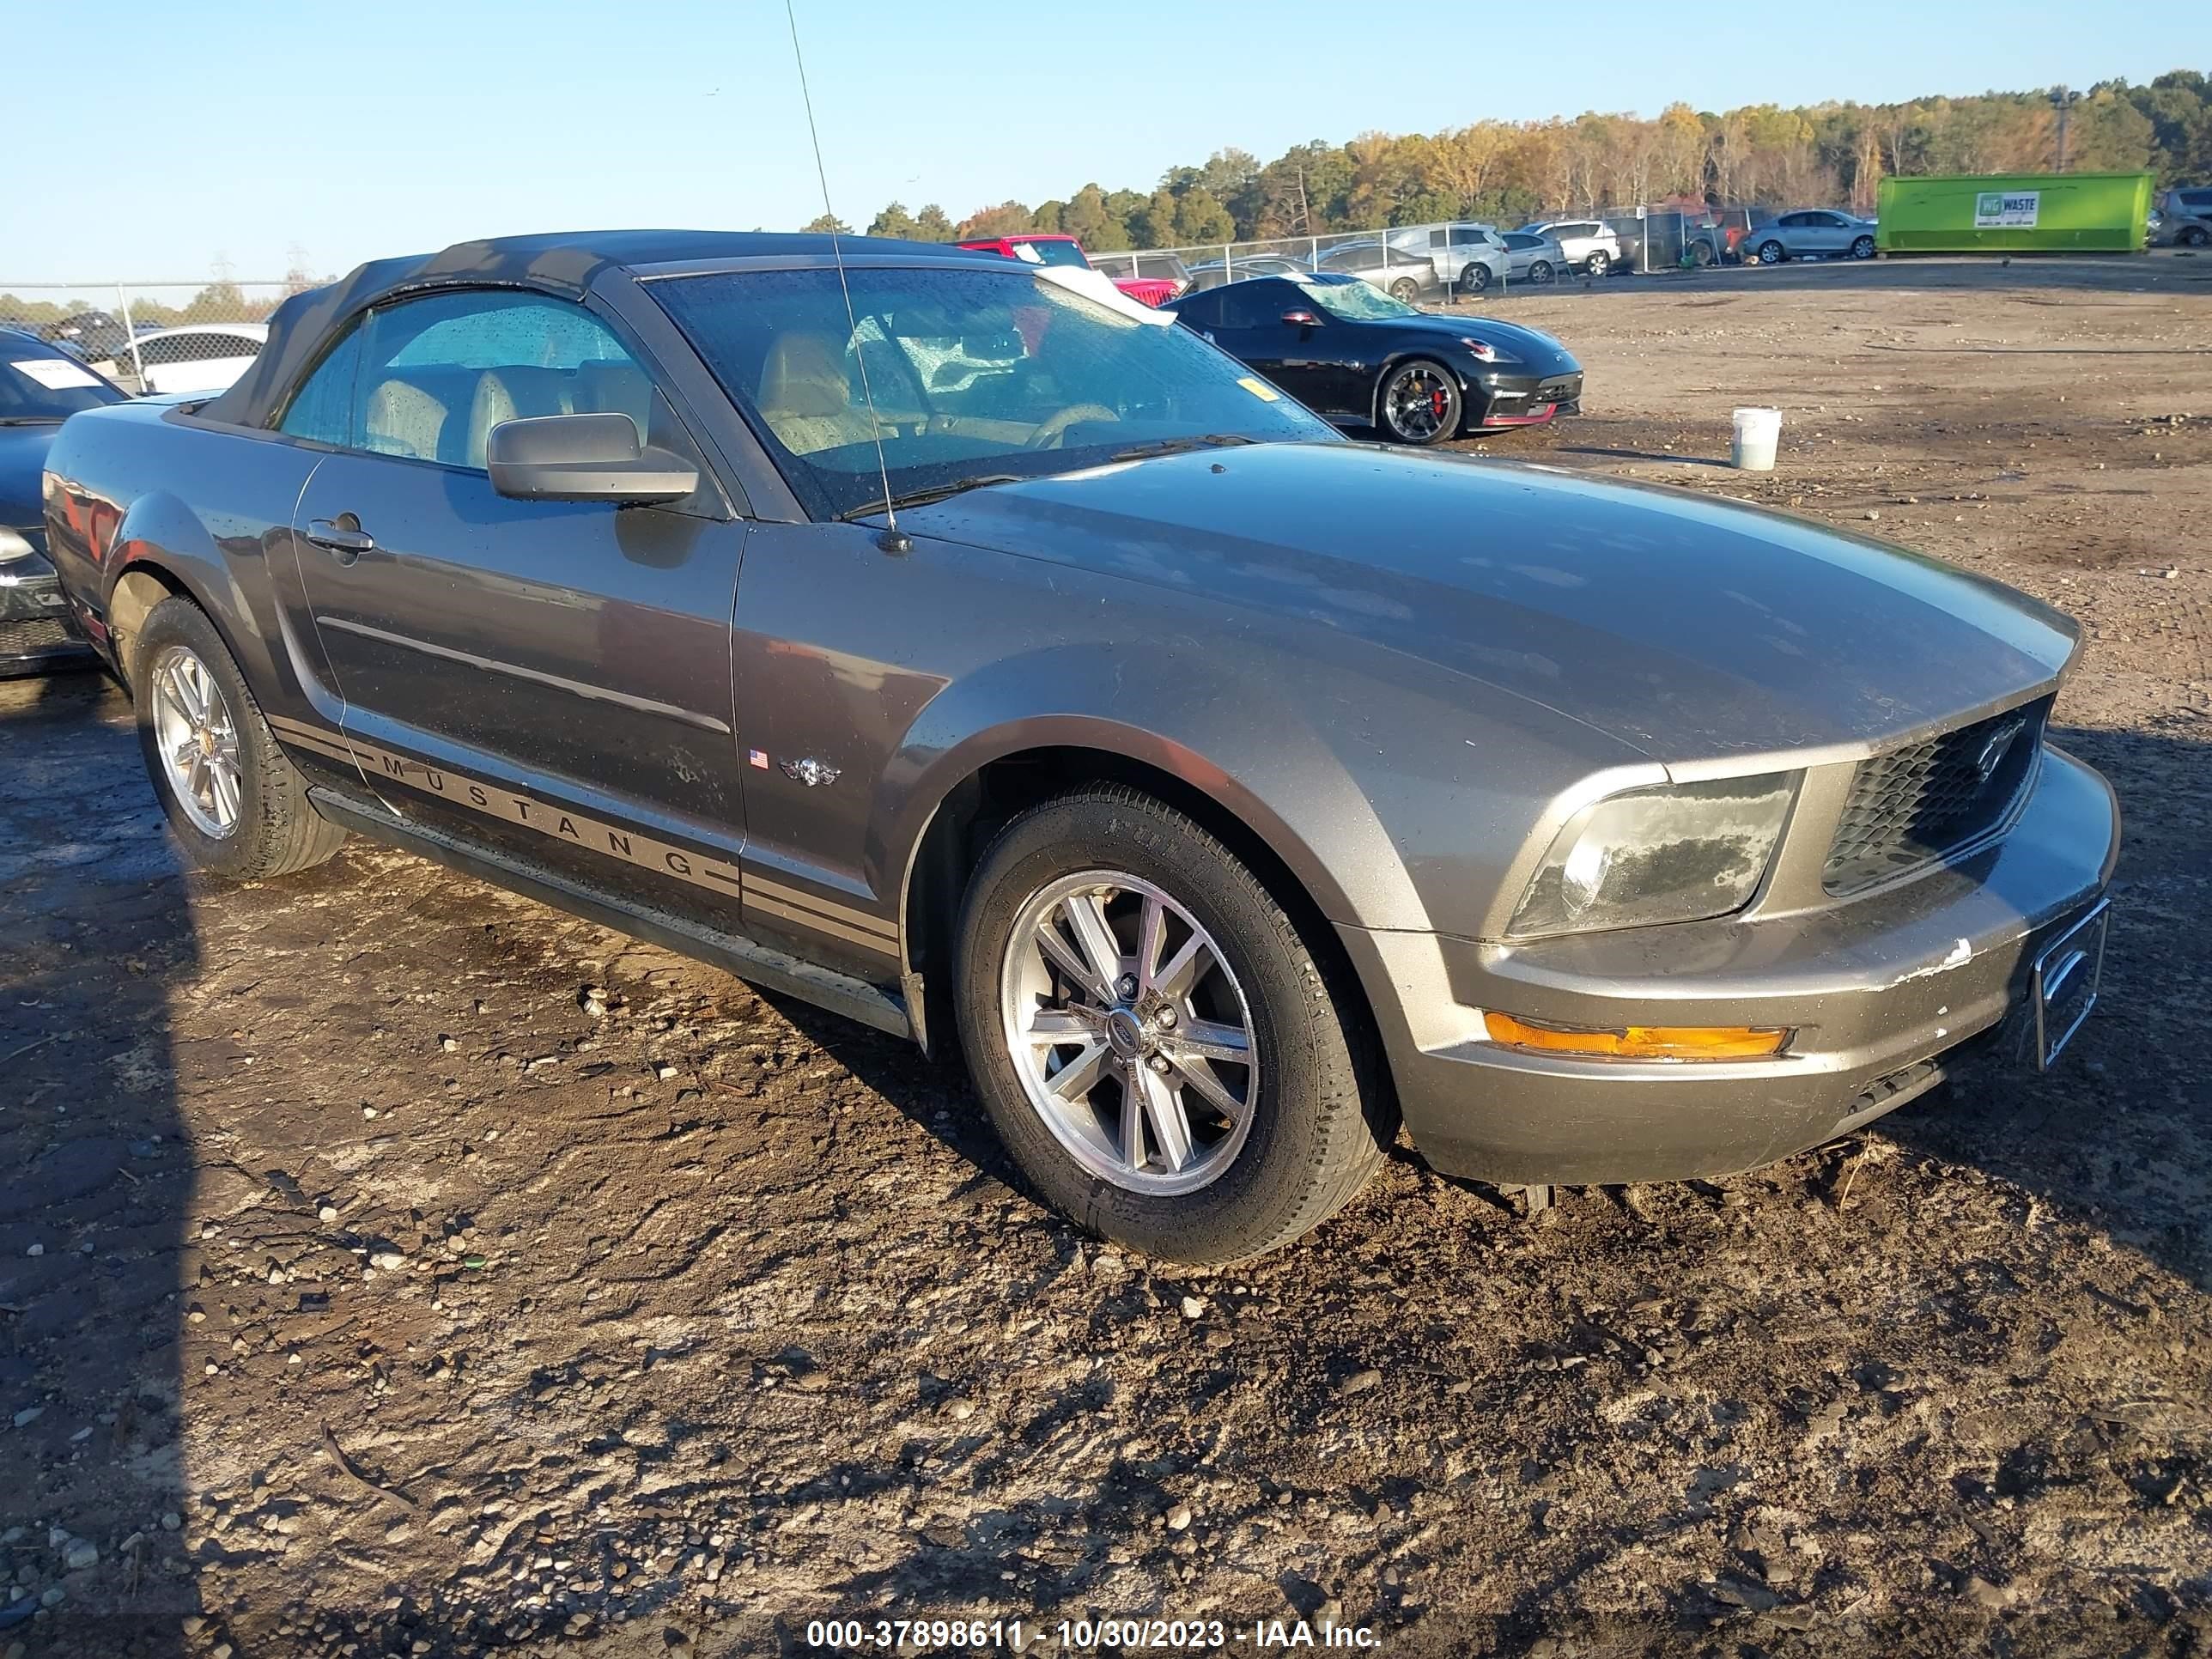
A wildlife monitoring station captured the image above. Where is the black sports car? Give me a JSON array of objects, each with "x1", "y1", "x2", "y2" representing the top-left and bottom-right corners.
[{"x1": 1164, "y1": 272, "x2": 1582, "y2": 445}]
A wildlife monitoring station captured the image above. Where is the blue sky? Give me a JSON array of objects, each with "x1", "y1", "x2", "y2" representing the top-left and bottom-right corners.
[{"x1": 7, "y1": 0, "x2": 2203, "y2": 284}]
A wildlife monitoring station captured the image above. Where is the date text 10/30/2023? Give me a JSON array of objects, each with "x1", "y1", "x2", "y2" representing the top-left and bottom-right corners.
[{"x1": 805, "y1": 1617, "x2": 1382, "y2": 1650}]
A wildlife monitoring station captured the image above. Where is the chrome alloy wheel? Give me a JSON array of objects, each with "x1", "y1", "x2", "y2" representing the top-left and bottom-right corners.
[
  {"x1": 1382, "y1": 362, "x2": 1455, "y2": 441},
  {"x1": 1000, "y1": 871, "x2": 1260, "y2": 1196},
  {"x1": 149, "y1": 644, "x2": 244, "y2": 839}
]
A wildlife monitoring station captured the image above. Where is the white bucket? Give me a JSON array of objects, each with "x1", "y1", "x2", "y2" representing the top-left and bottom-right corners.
[{"x1": 1731, "y1": 406, "x2": 1782, "y2": 471}]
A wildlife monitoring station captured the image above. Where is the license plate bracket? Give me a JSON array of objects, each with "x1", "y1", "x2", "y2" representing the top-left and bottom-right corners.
[{"x1": 2032, "y1": 899, "x2": 2108, "y2": 1070}]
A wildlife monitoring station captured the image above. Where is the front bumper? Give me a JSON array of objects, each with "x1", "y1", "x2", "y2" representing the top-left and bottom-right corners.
[
  {"x1": 0, "y1": 548, "x2": 93, "y2": 675},
  {"x1": 1469, "y1": 368, "x2": 1583, "y2": 429},
  {"x1": 1340, "y1": 745, "x2": 2119, "y2": 1186}
]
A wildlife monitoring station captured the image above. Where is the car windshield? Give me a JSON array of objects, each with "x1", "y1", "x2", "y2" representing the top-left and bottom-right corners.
[
  {"x1": 0, "y1": 346, "x2": 125, "y2": 422},
  {"x1": 653, "y1": 264, "x2": 1338, "y2": 518},
  {"x1": 1009, "y1": 240, "x2": 1090, "y2": 270},
  {"x1": 1292, "y1": 279, "x2": 1420, "y2": 322}
]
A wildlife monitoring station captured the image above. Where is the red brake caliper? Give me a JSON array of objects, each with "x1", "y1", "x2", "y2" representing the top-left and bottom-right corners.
[{"x1": 1431, "y1": 387, "x2": 1448, "y2": 421}]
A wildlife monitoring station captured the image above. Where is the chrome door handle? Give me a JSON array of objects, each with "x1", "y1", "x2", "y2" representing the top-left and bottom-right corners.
[{"x1": 304, "y1": 520, "x2": 375, "y2": 561}]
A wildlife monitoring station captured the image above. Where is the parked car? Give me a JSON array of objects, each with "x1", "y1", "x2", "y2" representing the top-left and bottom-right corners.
[
  {"x1": 1167, "y1": 272, "x2": 1580, "y2": 442},
  {"x1": 955, "y1": 234, "x2": 1186, "y2": 307},
  {"x1": 1748, "y1": 210, "x2": 1879, "y2": 264},
  {"x1": 45, "y1": 229, "x2": 2118, "y2": 1265},
  {"x1": 1085, "y1": 251, "x2": 1194, "y2": 307},
  {"x1": 1, "y1": 328, "x2": 125, "y2": 672},
  {"x1": 1517, "y1": 220, "x2": 1625, "y2": 276},
  {"x1": 1315, "y1": 240, "x2": 1443, "y2": 303},
  {"x1": 1499, "y1": 232, "x2": 1568, "y2": 284},
  {"x1": 2152, "y1": 186, "x2": 2211, "y2": 246},
  {"x1": 1181, "y1": 254, "x2": 1315, "y2": 292},
  {"x1": 107, "y1": 322, "x2": 269, "y2": 394},
  {"x1": 40, "y1": 309, "x2": 133, "y2": 363}
]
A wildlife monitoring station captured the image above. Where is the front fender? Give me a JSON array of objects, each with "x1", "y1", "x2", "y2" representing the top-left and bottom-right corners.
[{"x1": 879, "y1": 638, "x2": 1429, "y2": 936}]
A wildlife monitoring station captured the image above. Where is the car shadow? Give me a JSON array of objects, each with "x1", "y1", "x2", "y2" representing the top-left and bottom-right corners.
[{"x1": 0, "y1": 669, "x2": 197, "y2": 1656}]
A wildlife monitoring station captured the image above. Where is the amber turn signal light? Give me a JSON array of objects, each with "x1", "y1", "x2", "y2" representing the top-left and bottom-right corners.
[{"x1": 1482, "y1": 1012, "x2": 1790, "y2": 1061}]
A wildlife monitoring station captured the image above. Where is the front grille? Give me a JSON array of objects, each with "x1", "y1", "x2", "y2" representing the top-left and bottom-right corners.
[
  {"x1": 1823, "y1": 698, "x2": 2048, "y2": 895},
  {"x1": 0, "y1": 617, "x2": 74, "y2": 659}
]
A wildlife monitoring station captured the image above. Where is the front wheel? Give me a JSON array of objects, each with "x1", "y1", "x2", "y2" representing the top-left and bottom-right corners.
[
  {"x1": 2180, "y1": 225, "x2": 2209, "y2": 248},
  {"x1": 131, "y1": 595, "x2": 346, "y2": 880},
  {"x1": 1850, "y1": 234, "x2": 1876, "y2": 259},
  {"x1": 1377, "y1": 358, "x2": 1463, "y2": 446},
  {"x1": 1528, "y1": 260, "x2": 1554, "y2": 284},
  {"x1": 1583, "y1": 249, "x2": 1611, "y2": 277},
  {"x1": 1457, "y1": 263, "x2": 1492, "y2": 294},
  {"x1": 954, "y1": 789, "x2": 1391, "y2": 1264},
  {"x1": 1757, "y1": 239, "x2": 1786, "y2": 265}
]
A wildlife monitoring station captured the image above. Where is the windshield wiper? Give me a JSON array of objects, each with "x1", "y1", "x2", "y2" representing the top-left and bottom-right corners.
[
  {"x1": 1107, "y1": 434, "x2": 1259, "y2": 462},
  {"x1": 0, "y1": 416, "x2": 67, "y2": 426},
  {"x1": 837, "y1": 473, "x2": 1022, "y2": 520}
]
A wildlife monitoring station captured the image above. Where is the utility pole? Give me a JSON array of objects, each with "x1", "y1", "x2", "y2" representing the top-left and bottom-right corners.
[{"x1": 2051, "y1": 86, "x2": 2083, "y2": 173}]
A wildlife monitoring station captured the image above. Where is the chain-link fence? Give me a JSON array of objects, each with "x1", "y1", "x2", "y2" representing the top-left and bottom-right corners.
[
  {"x1": 1107, "y1": 204, "x2": 1777, "y2": 301},
  {"x1": 1, "y1": 281, "x2": 295, "y2": 395}
]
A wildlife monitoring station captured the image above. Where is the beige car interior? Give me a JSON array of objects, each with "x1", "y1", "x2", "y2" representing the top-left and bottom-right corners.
[{"x1": 362, "y1": 356, "x2": 661, "y2": 471}]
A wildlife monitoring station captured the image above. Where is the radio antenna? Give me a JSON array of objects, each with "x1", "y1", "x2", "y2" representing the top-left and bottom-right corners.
[{"x1": 784, "y1": 0, "x2": 903, "y2": 545}]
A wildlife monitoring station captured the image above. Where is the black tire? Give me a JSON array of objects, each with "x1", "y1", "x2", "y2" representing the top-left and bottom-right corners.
[
  {"x1": 1691, "y1": 240, "x2": 1717, "y2": 267},
  {"x1": 1388, "y1": 276, "x2": 1422, "y2": 303},
  {"x1": 1757, "y1": 239, "x2": 1786, "y2": 265},
  {"x1": 1457, "y1": 262, "x2": 1492, "y2": 294},
  {"x1": 1376, "y1": 357, "x2": 1463, "y2": 446},
  {"x1": 2181, "y1": 226, "x2": 2209, "y2": 248},
  {"x1": 954, "y1": 787, "x2": 1392, "y2": 1264},
  {"x1": 1850, "y1": 234, "x2": 1876, "y2": 259},
  {"x1": 131, "y1": 594, "x2": 346, "y2": 880},
  {"x1": 1528, "y1": 260, "x2": 1554, "y2": 284},
  {"x1": 1583, "y1": 250, "x2": 1611, "y2": 278}
]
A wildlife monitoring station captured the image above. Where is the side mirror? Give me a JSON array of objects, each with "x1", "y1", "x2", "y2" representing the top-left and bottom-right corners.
[
  {"x1": 486, "y1": 412, "x2": 699, "y2": 504},
  {"x1": 1281, "y1": 309, "x2": 1321, "y2": 328}
]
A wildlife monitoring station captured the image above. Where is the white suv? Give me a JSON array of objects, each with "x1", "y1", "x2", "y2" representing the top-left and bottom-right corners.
[{"x1": 1518, "y1": 220, "x2": 1626, "y2": 276}]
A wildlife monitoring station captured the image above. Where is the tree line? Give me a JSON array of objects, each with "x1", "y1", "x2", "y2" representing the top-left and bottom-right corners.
[{"x1": 805, "y1": 70, "x2": 2212, "y2": 252}]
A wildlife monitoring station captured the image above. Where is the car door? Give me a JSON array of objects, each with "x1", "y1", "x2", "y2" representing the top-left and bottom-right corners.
[
  {"x1": 1802, "y1": 212, "x2": 1850, "y2": 255},
  {"x1": 288, "y1": 287, "x2": 754, "y2": 921},
  {"x1": 1207, "y1": 281, "x2": 1340, "y2": 413}
]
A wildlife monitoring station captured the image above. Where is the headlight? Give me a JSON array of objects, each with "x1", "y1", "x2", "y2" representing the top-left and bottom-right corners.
[
  {"x1": 1509, "y1": 773, "x2": 1797, "y2": 938},
  {"x1": 1459, "y1": 337, "x2": 1522, "y2": 365},
  {"x1": 0, "y1": 527, "x2": 36, "y2": 565}
]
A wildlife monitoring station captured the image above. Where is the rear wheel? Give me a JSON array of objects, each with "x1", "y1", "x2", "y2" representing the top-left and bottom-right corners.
[
  {"x1": 1377, "y1": 358, "x2": 1462, "y2": 446},
  {"x1": 1583, "y1": 249, "x2": 1612, "y2": 277},
  {"x1": 2180, "y1": 225, "x2": 2209, "y2": 248},
  {"x1": 1850, "y1": 234, "x2": 1876, "y2": 259},
  {"x1": 1690, "y1": 240, "x2": 1717, "y2": 268},
  {"x1": 1757, "y1": 239, "x2": 1786, "y2": 265},
  {"x1": 954, "y1": 788, "x2": 1390, "y2": 1264},
  {"x1": 1457, "y1": 263, "x2": 1492, "y2": 295},
  {"x1": 131, "y1": 595, "x2": 345, "y2": 880},
  {"x1": 1388, "y1": 276, "x2": 1422, "y2": 303},
  {"x1": 1528, "y1": 260, "x2": 1554, "y2": 284}
]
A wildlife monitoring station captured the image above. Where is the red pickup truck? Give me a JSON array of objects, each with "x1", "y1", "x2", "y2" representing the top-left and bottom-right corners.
[{"x1": 954, "y1": 232, "x2": 1186, "y2": 307}]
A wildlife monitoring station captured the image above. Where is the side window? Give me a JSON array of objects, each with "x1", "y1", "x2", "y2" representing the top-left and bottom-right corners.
[
  {"x1": 276, "y1": 323, "x2": 365, "y2": 447},
  {"x1": 1175, "y1": 290, "x2": 1223, "y2": 329},
  {"x1": 1218, "y1": 284, "x2": 1286, "y2": 329}
]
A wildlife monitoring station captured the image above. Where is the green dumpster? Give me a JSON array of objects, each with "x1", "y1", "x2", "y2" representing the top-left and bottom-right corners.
[{"x1": 1875, "y1": 173, "x2": 2152, "y2": 254}]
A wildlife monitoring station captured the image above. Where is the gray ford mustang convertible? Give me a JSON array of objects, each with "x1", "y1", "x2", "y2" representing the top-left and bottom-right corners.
[{"x1": 43, "y1": 231, "x2": 2117, "y2": 1264}]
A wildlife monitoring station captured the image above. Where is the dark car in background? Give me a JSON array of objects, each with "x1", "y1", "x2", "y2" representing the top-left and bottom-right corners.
[
  {"x1": 1167, "y1": 272, "x2": 1582, "y2": 443},
  {"x1": 41, "y1": 230, "x2": 2117, "y2": 1266},
  {"x1": 2, "y1": 328, "x2": 125, "y2": 672},
  {"x1": 1182, "y1": 254, "x2": 1315, "y2": 291}
]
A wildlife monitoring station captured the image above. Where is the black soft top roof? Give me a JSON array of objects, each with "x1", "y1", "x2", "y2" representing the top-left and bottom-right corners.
[{"x1": 203, "y1": 228, "x2": 996, "y2": 428}]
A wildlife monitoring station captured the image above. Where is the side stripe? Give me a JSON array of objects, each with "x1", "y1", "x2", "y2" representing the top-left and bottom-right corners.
[{"x1": 263, "y1": 714, "x2": 896, "y2": 956}]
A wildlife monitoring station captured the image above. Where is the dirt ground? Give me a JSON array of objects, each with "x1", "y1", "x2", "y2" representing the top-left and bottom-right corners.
[{"x1": 4, "y1": 256, "x2": 2210, "y2": 1659}]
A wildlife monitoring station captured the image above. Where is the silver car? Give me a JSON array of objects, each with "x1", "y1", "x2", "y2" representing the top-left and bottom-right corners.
[
  {"x1": 1518, "y1": 220, "x2": 1625, "y2": 276},
  {"x1": 2153, "y1": 187, "x2": 2211, "y2": 247},
  {"x1": 1499, "y1": 232, "x2": 1568, "y2": 284},
  {"x1": 1748, "y1": 210, "x2": 1879, "y2": 264}
]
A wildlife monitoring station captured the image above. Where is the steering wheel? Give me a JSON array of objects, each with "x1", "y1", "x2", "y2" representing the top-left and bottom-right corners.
[{"x1": 1027, "y1": 403, "x2": 1120, "y2": 450}]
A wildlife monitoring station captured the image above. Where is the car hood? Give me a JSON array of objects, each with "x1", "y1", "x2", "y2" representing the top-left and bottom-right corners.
[
  {"x1": 0, "y1": 422, "x2": 62, "y2": 529},
  {"x1": 908, "y1": 443, "x2": 2076, "y2": 760},
  {"x1": 1397, "y1": 313, "x2": 1576, "y2": 370}
]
